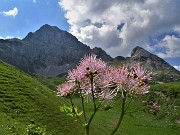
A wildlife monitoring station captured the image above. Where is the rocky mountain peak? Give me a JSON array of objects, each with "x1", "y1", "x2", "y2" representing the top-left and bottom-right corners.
[
  {"x1": 131, "y1": 46, "x2": 151, "y2": 58},
  {"x1": 91, "y1": 47, "x2": 112, "y2": 61},
  {"x1": 127, "y1": 46, "x2": 180, "y2": 82},
  {"x1": 23, "y1": 24, "x2": 77, "y2": 44},
  {"x1": 0, "y1": 24, "x2": 112, "y2": 77}
]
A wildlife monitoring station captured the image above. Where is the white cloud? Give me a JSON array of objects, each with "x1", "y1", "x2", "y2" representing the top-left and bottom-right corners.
[
  {"x1": 1, "y1": 7, "x2": 18, "y2": 17},
  {"x1": 59, "y1": 0, "x2": 180, "y2": 57},
  {"x1": 156, "y1": 35, "x2": 180, "y2": 58},
  {"x1": 0, "y1": 36, "x2": 22, "y2": 40},
  {"x1": 173, "y1": 66, "x2": 180, "y2": 71},
  {"x1": 0, "y1": 36, "x2": 14, "y2": 39}
]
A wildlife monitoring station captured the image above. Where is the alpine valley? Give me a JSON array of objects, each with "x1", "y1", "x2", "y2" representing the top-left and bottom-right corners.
[{"x1": 0, "y1": 24, "x2": 180, "y2": 135}]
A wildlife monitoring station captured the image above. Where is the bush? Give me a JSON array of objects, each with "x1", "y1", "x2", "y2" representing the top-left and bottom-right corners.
[{"x1": 26, "y1": 124, "x2": 46, "y2": 135}]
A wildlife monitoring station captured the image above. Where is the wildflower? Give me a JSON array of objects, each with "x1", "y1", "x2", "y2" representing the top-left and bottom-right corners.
[
  {"x1": 96, "y1": 66, "x2": 118, "y2": 100},
  {"x1": 131, "y1": 64, "x2": 152, "y2": 83},
  {"x1": 57, "y1": 82, "x2": 76, "y2": 96},
  {"x1": 67, "y1": 54, "x2": 107, "y2": 82},
  {"x1": 98, "y1": 87, "x2": 118, "y2": 100}
]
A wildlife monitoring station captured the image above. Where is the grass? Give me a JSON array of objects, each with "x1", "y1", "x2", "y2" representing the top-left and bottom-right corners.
[
  {"x1": 68, "y1": 96, "x2": 180, "y2": 135},
  {"x1": 33, "y1": 75, "x2": 66, "y2": 91},
  {"x1": 0, "y1": 60, "x2": 179, "y2": 135},
  {"x1": 111, "y1": 59, "x2": 124, "y2": 66},
  {"x1": 0, "y1": 60, "x2": 82, "y2": 135}
]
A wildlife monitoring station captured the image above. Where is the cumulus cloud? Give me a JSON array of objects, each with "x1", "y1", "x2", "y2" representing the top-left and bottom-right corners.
[
  {"x1": 59, "y1": 0, "x2": 180, "y2": 57},
  {"x1": 173, "y1": 66, "x2": 180, "y2": 71},
  {"x1": 155, "y1": 35, "x2": 180, "y2": 58},
  {"x1": 1, "y1": 7, "x2": 18, "y2": 17}
]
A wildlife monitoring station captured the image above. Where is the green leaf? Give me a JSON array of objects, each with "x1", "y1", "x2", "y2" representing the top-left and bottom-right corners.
[{"x1": 60, "y1": 105, "x2": 83, "y2": 117}]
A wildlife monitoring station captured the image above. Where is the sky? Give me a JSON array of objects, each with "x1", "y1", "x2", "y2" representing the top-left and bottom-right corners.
[{"x1": 0, "y1": 0, "x2": 180, "y2": 70}]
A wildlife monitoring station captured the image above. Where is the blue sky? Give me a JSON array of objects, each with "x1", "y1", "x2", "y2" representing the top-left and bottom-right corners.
[
  {"x1": 0, "y1": 0, "x2": 180, "y2": 70},
  {"x1": 0, "y1": 0, "x2": 69, "y2": 38}
]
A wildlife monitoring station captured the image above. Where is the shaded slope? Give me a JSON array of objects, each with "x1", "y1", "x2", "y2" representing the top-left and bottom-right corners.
[
  {"x1": 0, "y1": 24, "x2": 112, "y2": 77},
  {"x1": 0, "y1": 60, "x2": 82, "y2": 135}
]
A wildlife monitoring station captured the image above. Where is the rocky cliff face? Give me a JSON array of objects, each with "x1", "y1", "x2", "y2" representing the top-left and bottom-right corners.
[
  {"x1": 0, "y1": 24, "x2": 179, "y2": 81},
  {"x1": 0, "y1": 24, "x2": 112, "y2": 77},
  {"x1": 114, "y1": 46, "x2": 180, "y2": 82}
]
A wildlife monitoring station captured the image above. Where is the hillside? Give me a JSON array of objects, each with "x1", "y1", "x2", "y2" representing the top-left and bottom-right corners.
[
  {"x1": 34, "y1": 75, "x2": 180, "y2": 135},
  {"x1": 0, "y1": 60, "x2": 82, "y2": 135},
  {"x1": 0, "y1": 60, "x2": 180, "y2": 135}
]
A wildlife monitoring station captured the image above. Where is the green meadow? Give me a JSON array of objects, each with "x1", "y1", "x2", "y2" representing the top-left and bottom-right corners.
[{"x1": 0, "y1": 60, "x2": 179, "y2": 135}]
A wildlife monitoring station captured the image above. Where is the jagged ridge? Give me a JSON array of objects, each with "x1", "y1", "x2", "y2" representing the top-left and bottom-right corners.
[
  {"x1": 0, "y1": 24, "x2": 112, "y2": 77},
  {"x1": 113, "y1": 46, "x2": 180, "y2": 82}
]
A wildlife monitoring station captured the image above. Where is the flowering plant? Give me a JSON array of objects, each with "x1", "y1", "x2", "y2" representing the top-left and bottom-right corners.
[{"x1": 57, "y1": 54, "x2": 153, "y2": 135}]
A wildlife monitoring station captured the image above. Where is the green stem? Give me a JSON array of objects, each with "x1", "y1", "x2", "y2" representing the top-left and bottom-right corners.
[
  {"x1": 124, "y1": 97, "x2": 133, "y2": 112},
  {"x1": 85, "y1": 101, "x2": 103, "y2": 135},
  {"x1": 69, "y1": 96, "x2": 83, "y2": 124},
  {"x1": 85, "y1": 74, "x2": 104, "y2": 135},
  {"x1": 90, "y1": 74, "x2": 96, "y2": 110},
  {"x1": 81, "y1": 95, "x2": 87, "y2": 123},
  {"x1": 85, "y1": 124, "x2": 90, "y2": 135},
  {"x1": 111, "y1": 93, "x2": 126, "y2": 135}
]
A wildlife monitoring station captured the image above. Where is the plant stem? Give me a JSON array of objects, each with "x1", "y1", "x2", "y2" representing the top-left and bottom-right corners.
[
  {"x1": 85, "y1": 74, "x2": 102, "y2": 135},
  {"x1": 124, "y1": 97, "x2": 133, "y2": 112},
  {"x1": 69, "y1": 96, "x2": 83, "y2": 124},
  {"x1": 111, "y1": 93, "x2": 126, "y2": 135},
  {"x1": 90, "y1": 74, "x2": 96, "y2": 110},
  {"x1": 85, "y1": 101, "x2": 103, "y2": 135},
  {"x1": 81, "y1": 95, "x2": 87, "y2": 123}
]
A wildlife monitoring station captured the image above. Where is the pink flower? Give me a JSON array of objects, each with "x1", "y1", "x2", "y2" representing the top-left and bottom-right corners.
[
  {"x1": 57, "y1": 82, "x2": 75, "y2": 96},
  {"x1": 131, "y1": 64, "x2": 152, "y2": 82},
  {"x1": 67, "y1": 54, "x2": 107, "y2": 82},
  {"x1": 112, "y1": 64, "x2": 151, "y2": 95},
  {"x1": 98, "y1": 87, "x2": 118, "y2": 100},
  {"x1": 133, "y1": 83, "x2": 150, "y2": 94}
]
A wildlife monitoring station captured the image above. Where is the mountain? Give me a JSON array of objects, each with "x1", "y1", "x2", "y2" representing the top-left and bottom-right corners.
[
  {"x1": 0, "y1": 24, "x2": 112, "y2": 77},
  {"x1": 113, "y1": 46, "x2": 180, "y2": 82},
  {"x1": 0, "y1": 24, "x2": 179, "y2": 82}
]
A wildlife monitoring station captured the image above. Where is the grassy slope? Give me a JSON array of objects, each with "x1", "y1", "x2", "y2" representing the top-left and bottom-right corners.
[
  {"x1": 38, "y1": 75, "x2": 180, "y2": 135},
  {"x1": 0, "y1": 60, "x2": 179, "y2": 135},
  {"x1": 70, "y1": 96, "x2": 179, "y2": 135},
  {"x1": 0, "y1": 60, "x2": 82, "y2": 135},
  {"x1": 33, "y1": 75, "x2": 66, "y2": 91}
]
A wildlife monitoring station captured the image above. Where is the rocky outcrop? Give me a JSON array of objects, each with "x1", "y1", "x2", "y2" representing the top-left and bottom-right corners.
[
  {"x1": 122, "y1": 46, "x2": 180, "y2": 82},
  {"x1": 130, "y1": 46, "x2": 179, "y2": 72},
  {"x1": 0, "y1": 24, "x2": 112, "y2": 77}
]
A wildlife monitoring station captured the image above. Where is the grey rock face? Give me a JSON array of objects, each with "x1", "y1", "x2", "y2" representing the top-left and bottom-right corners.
[
  {"x1": 130, "y1": 46, "x2": 178, "y2": 71},
  {"x1": 0, "y1": 24, "x2": 112, "y2": 77},
  {"x1": 125, "y1": 46, "x2": 180, "y2": 82}
]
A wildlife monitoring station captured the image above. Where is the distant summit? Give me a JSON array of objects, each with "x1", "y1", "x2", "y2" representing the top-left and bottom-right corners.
[
  {"x1": 0, "y1": 24, "x2": 179, "y2": 81},
  {"x1": 0, "y1": 24, "x2": 112, "y2": 77},
  {"x1": 130, "y1": 46, "x2": 179, "y2": 73},
  {"x1": 113, "y1": 46, "x2": 180, "y2": 82}
]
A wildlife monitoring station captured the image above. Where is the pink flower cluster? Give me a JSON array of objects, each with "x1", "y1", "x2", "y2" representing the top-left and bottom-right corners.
[
  {"x1": 67, "y1": 54, "x2": 107, "y2": 82},
  {"x1": 57, "y1": 54, "x2": 151, "y2": 99},
  {"x1": 57, "y1": 82, "x2": 76, "y2": 96}
]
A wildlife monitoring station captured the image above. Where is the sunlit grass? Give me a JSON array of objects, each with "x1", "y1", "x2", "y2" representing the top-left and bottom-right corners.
[{"x1": 0, "y1": 60, "x2": 179, "y2": 135}]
